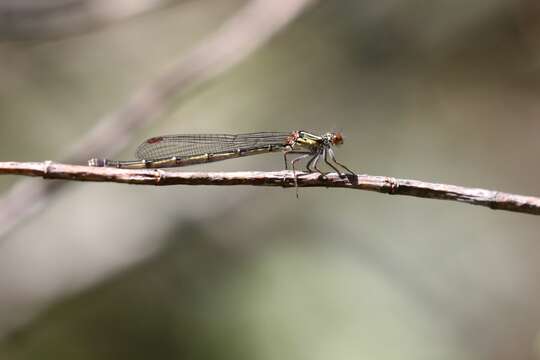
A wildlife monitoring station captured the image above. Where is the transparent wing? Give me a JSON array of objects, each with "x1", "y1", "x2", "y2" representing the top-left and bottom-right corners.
[{"x1": 135, "y1": 132, "x2": 291, "y2": 160}]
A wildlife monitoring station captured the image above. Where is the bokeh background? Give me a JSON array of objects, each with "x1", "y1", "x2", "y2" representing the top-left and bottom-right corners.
[{"x1": 1, "y1": 0, "x2": 540, "y2": 359}]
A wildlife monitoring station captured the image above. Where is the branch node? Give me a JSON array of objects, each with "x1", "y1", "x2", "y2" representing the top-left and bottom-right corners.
[
  {"x1": 280, "y1": 171, "x2": 291, "y2": 188},
  {"x1": 155, "y1": 169, "x2": 165, "y2": 185},
  {"x1": 385, "y1": 177, "x2": 399, "y2": 194},
  {"x1": 489, "y1": 191, "x2": 503, "y2": 210},
  {"x1": 42, "y1": 161, "x2": 53, "y2": 179}
]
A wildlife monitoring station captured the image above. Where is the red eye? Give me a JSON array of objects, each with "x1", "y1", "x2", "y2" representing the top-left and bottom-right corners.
[{"x1": 332, "y1": 132, "x2": 344, "y2": 145}]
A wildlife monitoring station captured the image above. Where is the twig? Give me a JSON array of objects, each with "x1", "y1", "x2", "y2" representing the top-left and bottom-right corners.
[
  {"x1": 0, "y1": 0, "x2": 173, "y2": 40},
  {"x1": 1, "y1": 161, "x2": 539, "y2": 216},
  {"x1": 0, "y1": 0, "x2": 316, "y2": 238}
]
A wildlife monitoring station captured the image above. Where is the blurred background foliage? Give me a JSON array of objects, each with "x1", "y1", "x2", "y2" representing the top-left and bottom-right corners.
[{"x1": 1, "y1": 0, "x2": 540, "y2": 359}]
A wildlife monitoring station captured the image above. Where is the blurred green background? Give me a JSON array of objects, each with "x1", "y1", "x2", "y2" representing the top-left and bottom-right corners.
[{"x1": 1, "y1": 0, "x2": 540, "y2": 359}]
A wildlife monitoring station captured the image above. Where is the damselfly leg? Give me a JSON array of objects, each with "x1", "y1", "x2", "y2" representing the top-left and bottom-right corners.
[
  {"x1": 290, "y1": 152, "x2": 312, "y2": 198},
  {"x1": 284, "y1": 151, "x2": 311, "y2": 170},
  {"x1": 284, "y1": 150, "x2": 312, "y2": 197},
  {"x1": 306, "y1": 153, "x2": 322, "y2": 174},
  {"x1": 323, "y1": 148, "x2": 348, "y2": 177},
  {"x1": 327, "y1": 147, "x2": 355, "y2": 175}
]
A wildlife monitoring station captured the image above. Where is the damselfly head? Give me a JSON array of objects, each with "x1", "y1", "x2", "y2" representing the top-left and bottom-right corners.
[{"x1": 329, "y1": 132, "x2": 344, "y2": 146}]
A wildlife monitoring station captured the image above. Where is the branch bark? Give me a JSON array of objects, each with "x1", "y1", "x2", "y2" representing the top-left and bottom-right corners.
[{"x1": 2, "y1": 161, "x2": 539, "y2": 216}]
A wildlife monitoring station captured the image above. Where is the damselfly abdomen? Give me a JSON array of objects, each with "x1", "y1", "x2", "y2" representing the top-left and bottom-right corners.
[{"x1": 88, "y1": 131, "x2": 354, "y2": 180}]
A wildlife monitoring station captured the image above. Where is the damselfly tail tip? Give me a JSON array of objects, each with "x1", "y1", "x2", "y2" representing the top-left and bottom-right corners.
[{"x1": 88, "y1": 158, "x2": 106, "y2": 167}]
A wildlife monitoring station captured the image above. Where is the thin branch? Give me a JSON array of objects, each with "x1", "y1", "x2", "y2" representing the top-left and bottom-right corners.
[
  {"x1": 0, "y1": 0, "x2": 316, "y2": 238},
  {"x1": 0, "y1": 0, "x2": 174, "y2": 40},
  {"x1": 2, "y1": 161, "x2": 539, "y2": 216}
]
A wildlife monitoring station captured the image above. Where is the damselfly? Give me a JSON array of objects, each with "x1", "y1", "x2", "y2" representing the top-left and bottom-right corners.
[{"x1": 88, "y1": 131, "x2": 354, "y2": 192}]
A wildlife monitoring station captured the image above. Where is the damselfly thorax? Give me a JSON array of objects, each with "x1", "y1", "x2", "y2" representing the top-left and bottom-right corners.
[{"x1": 88, "y1": 131, "x2": 354, "y2": 187}]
